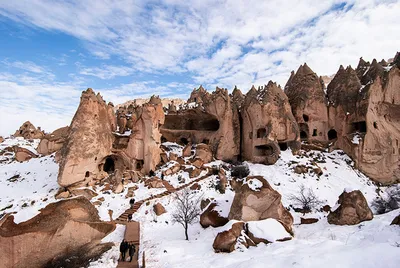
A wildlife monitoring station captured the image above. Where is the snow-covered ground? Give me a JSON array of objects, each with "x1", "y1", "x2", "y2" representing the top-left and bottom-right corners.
[{"x1": 1, "y1": 138, "x2": 399, "y2": 268}]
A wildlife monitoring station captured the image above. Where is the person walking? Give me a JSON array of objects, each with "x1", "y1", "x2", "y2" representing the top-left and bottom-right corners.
[
  {"x1": 128, "y1": 213, "x2": 132, "y2": 222},
  {"x1": 119, "y1": 239, "x2": 127, "y2": 261},
  {"x1": 129, "y1": 198, "x2": 135, "y2": 209},
  {"x1": 129, "y1": 243, "x2": 136, "y2": 262}
]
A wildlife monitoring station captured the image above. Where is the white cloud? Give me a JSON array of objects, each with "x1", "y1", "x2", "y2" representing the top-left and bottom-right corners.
[
  {"x1": 3, "y1": 59, "x2": 48, "y2": 74},
  {"x1": 79, "y1": 65, "x2": 135, "y2": 79}
]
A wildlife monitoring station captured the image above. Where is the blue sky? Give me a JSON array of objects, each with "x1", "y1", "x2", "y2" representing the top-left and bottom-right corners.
[{"x1": 0, "y1": 0, "x2": 399, "y2": 136}]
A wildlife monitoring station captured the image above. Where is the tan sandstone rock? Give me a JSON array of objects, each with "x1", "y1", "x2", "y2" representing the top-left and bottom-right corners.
[
  {"x1": 327, "y1": 190, "x2": 373, "y2": 225},
  {"x1": 200, "y1": 203, "x2": 229, "y2": 228},
  {"x1": 228, "y1": 176, "x2": 293, "y2": 231},
  {"x1": 14, "y1": 146, "x2": 38, "y2": 162},
  {"x1": 0, "y1": 197, "x2": 115, "y2": 268},
  {"x1": 153, "y1": 203, "x2": 166, "y2": 216},
  {"x1": 212, "y1": 221, "x2": 247, "y2": 253},
  {"x1": 13, "y1": 121, "x2": 44, "y2": 139},
  {"x1": 37, "y1": 126, "x2": 69, "y2": 155}
]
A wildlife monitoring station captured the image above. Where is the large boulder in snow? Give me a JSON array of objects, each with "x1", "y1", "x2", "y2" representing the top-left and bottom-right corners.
[
  {"x1": 246, "y1": 218, "x2": 292, "y2": 244},
  {"x1": 153, "y1": 203, "x2": 166, "y2": 216},
  {"x1": 229, "y1": 176, "x2": 293, "y2": 231},
  {"x1": 212, "y1": 221, "x2": 251, "y2": 253},
  {"x1": 195, "y1": 143, "x2": 213, "y2": 163},
  {"x1": 328, "y1": 190, "x2": 373, "y2": 225},
  {"x1": 14, "y1": 146, "x2": 38, "y2": 162},
  {"x1": 200, "y1": 203, "x2": 229, "y2": 228},
  {"x1": 0, "y1": 197, "x2": 115, "y2": 268}
]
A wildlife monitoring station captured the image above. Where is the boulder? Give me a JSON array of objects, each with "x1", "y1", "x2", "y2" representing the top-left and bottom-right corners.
[
  {"x1": 200, "y1": 203, "x2": 229, "y2": 228},
  {"x1": 0, "y1": 136, "x2": 4, "y2": 143},
  {"x1": 55, "y1": 190, "x2": 70, "y2": 199},
  {"x1": 391, "y1": 214, "x2": 400, "y2": 225},
  {"x1": 14, "y1": 146, "x2": 38, "y2": 162},
  {"x1": 153, "y1": 203, "x2": 166, "y2": 216},
  {"x1": 190, "y1": 182, "x2": 201, "y2": 191},
  {"x1": 145, "y1": 177, "x2": 164, "y2": 188},
  {"x1": 169, "y1": 153, "x2": 178, "y2": 161},
  {"x1": 294, "y1": 165, "x2": 308, "y2": 174},
  {"x1": 112, "y1": 183, "x2": 124, "y2": 194},
  {"x1": 69, "y1": 188, "x2": 97, "y2": 200},
  {"x1": 195, "y1": 144, "x2": 213, "y2": 163},
  {"x1": 0, "y1": 197, "x2": 115, "y2": 268},
  {"x1": 212, "y1": 221, "x2": 246, "y2": 253},
  {"x1": 300, "y1": 217, "x2": 319, "y2": 224},
  {"x1": 200, "y1": 199, "x2": 211, "y2": 210},
  {"x1": 228, "y1": 176, "x2": 293, "y2": 232},
  {"x1": 247, "y1": 218, "x2": 292, "y2": 244},
  {"x1": 192, "y1": 158, "x2": 204, "y2": 169},
  {"x1": 188, "y1": 167, "x2": 202, "y2": 178},
  {"x1": 327, "y1": 190, "x2": 373, "y2": 225},
  {"x1": 182, "y1": 143, "x2": 192, "y2": 157}
]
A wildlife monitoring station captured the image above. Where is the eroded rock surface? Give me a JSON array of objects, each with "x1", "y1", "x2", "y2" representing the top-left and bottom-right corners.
[{"x1": 0, "y1": 197, "x2": 115, "y2": 268}]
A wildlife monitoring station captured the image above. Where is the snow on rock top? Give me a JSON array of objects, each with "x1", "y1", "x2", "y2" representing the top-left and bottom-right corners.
[
  {"x1": 246, "y1": 177, "x2": 263, "y2": 191},
  {"x1": 247, "y1": 218, "x2": 291, "y2": 242}
]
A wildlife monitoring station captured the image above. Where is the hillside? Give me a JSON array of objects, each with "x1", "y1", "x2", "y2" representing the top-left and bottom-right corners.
[{"x1": 1, "y1": 138, "x2": 399, "y2": 268}]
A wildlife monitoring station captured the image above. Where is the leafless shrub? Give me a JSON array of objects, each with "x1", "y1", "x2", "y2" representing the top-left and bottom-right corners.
[
  {"x1": 371, "y1": 185, "x2": 400, "y2": 214},
  {"x1": 172, "y1": 188, "x2": 203, "y2": 240},
  {"x1": 289, "y1": 184, "x2": 323, "y2": 212},
  {"x1": 231, "y1": 164, "x2": 250, "y2": 179}
]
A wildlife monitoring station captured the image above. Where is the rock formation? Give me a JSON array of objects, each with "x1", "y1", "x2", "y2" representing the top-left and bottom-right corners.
[
  {"x1": 285, "y1": 64, "x2": 328, "y2": 143},
  {"x1": 58, "y1": 89, "x2": 116, "y2": 187},
  {"x1": 212, "y1": 221, "x2": 248, "y2": 253},
  {"x1": 37, "y1": 126, "x2": 69, "y2": 155},
  {"x1": 14, "y1": 146, "x2": 38, "y2": 162},
  {"x1": 200, "y1": 202, "x2": 229, "y2": 228},
  {"x1": 327, "y1": 190, "x2": 373, "y2": 225},
  {"x1": 161, "y1": 86, "x2": 240, "y2": 162},
  {"x1": 13, "y1": 121, "x2": 44, "y2": 139},
  {"x1": 228, "y1": 176, "x2": 293, "y2": 231},
  {"x1": 0, "y1": 197, "x2": 115, "y2": 268},
  {"x1": 241, "y1": 82, "x2": 300, "y2": 164}
]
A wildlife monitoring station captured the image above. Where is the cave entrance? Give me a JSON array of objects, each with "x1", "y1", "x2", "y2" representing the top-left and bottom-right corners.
[
  {"x1": 254, "y1": 144, "x2": 274, "y2": 156},
  {"x1": 163, "y1": 112, "x2": 220, "y2": 131},
  {"x1": 104, "y1": 157, "x2": 115, "y2": 173},
  {"x1": 180, "y1": 137, "x2": 189, "y2": 145},
  {"x1": 278, "y1": 142, "x2": 288, "y2": 151},
  {"x1": 328, "y1": 129, "x2": 337, "y2": 140},
  {"x1": 350, "y1": 121, "x2": 367, "y2": 133},
  {"x1": 161, "y1": 136, "x2": 167, "y2": 143},
  {"x1": 257, "y1": 128, "x2": 267, "y2": 138},
  {"x1": 300, "y1": 131, "x2": 308, "y2": 140},
  {"x1": 303, "y1": 114, "x2": 309, "y2": 122}
]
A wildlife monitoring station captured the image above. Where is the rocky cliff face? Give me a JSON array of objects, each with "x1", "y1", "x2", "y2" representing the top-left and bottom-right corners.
[
  {"x1": 58, "y1": 88, "x2": 115, "y2": 187},
  {"x1": 13, "y1": 121, "x2": 44, "y2": 139},
  {"x1": 161, "y1": 86, "x2": 240, "y2": 161},
  {"x1": 284, "y1": 64, "x2": 328, "y2": 143},
  {"x1": 241, "y1": 82, "x2": 300, "y2": 165}
]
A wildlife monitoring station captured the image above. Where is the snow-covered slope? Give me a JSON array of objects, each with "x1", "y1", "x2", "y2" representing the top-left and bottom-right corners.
[{"x1": 1, "y1": 138, "x2": 399, "y2": 268}]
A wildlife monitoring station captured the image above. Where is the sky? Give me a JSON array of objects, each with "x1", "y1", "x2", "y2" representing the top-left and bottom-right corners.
[{"x1": 0, "y1": 0, "x2": 399, "y2": 136}]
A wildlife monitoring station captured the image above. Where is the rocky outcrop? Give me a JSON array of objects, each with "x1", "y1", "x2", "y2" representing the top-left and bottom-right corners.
[
  {"x1": 161, "y1": 86, "x2": 240, "y2": 162},
  {"x1": 14, "y1": 146, "x2": 38, "y2": 162},
  {"x1": 284, "y1": 64, "x2": 328, "y2": 143},
  {"x1": 241, "y1": 82, "x2": 300, "y2": 165},
  {"x1": 195, "y1": 143, "x2": 213, "y2": 163},
  {"x1": 126, "y1": 95, "x2": 165, "y2": 174},
  {"x1": 327, "y1": 190, "x2": 373, "y2": 225},
  {"x1": 0, "y1": 136, "x2": 4, "y2": 143},
  {"x1": 37, "y1": 126, "x2": 69, "y2": 155},
  {"x1": 212, "y1": 221, "x2": 248, "y2": 253},
  {"x1": 13, "y1": 121, "x2": 44, "y2": 139},
  {"x1": 228, "y1": 176, "x2": 293, "y2": 231},
  {"x1": 200, "y1": 203, "x2": 229, "y2": 228},
  {"x1": 0, "y1": 197, "x2": 115, "y2": 268},
  {"x1": 58, "y1": 89, "x2": 116, "y2": 187},
  {"x1": 153, "y1": 203, "x2": 166, "y2": 216}
]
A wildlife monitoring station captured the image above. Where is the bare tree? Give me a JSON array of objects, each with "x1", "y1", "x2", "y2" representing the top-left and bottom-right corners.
[
  {"x1": 288, "y1": 184, "x2": 323, "y2": 213},
  {"x1": 172, "y1": 188, "x2": 203, "y2": 240}
]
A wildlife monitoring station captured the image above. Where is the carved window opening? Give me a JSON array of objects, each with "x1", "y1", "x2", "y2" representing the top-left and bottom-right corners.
[
  {"x1": 136, "y1": 160, "x2": 144, "y2": 170},
  {"x1": 257, "y1": 128, "x2": 267, "y2": 138},
  {"x1": 278, "y1": 142, "x2": 288, "y2": 151},
  {"x1": 373, "y1": 122, "x2": 378, "y2": 129},
  {"x1": 180, "y1": 137, "x2": 189, "y2": 145},
  {"x1": 312, "y1": 129, "x2": 317, "y2": 136},
  {"x1": 300, "y1": 131, "x2": 308, "y2": 140},
  {"x1": 350, "y1": 121, "x2": 367, "y2": 133},
  {"x1": 104, "y1": 157, "x2": 115, "y2": 173},
  {"x1": 85, "y1": 171, "x2": 90, "y2": 177},
  {"x1": 303, "y1": 114, "x2": 309, "y2": 122},
  {"x1": 328, "y1": 129, "x2": 338, "y2": 140}
]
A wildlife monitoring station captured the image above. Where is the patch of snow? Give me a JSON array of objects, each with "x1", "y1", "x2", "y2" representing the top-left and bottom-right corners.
[
  {"x1": 245, "y1": 177, "x2": 263, "y2": 191},
  {"x1": 247, "y1": 218, "x2": 291, "y2": 242},
  {"x1": 352, "y1": 134, "x2": 361, "y2": 144}
]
